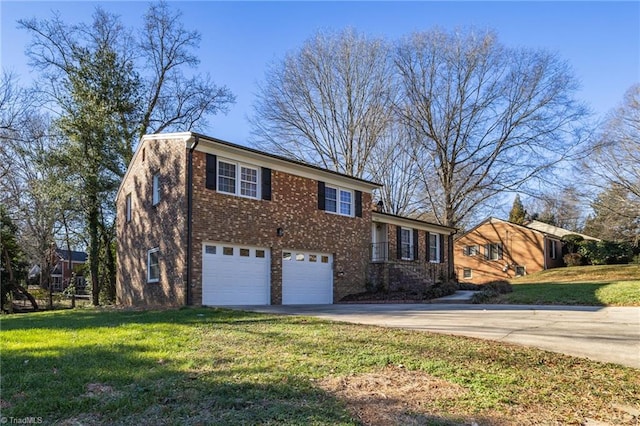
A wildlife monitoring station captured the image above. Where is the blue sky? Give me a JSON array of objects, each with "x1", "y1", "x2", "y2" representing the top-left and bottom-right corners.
[{"x1": 2, "y1": 1, "x2": 639, "y2": 145}]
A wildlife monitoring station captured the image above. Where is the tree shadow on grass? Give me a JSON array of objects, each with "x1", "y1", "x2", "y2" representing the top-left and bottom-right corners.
[
  {"x1": 1, "y1": 338, "x2": 481, "y2": 425},
  {"x1": 0, "y1": 306, "x2": 282, "y2": 331},
  {"x1": 1, "y1": 341, "x2": 357, "y2": 425}
]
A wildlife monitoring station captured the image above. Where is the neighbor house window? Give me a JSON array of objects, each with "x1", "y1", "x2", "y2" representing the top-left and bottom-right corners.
[
  {"x1": 429, "y1": 233, "x2": 440, "y2": 263},
  {"x1": 400, "y1": 227, "x2": 413, "y2": 260},
  {"x1": 515, "y1": 265, "x2": 526, "y2": 276},
  {"x1": 147, "y1": 248, "x2": 159, "y2": 283},
  {"x1": 463, "y1": 245, "x2": 479, "y2": 256},
  {"x1": 217, "y1": 159, "x2": 259, "y2": 199},
  {"x1": 485, "y1": 243, "x2": 503, "y2": 260},
  {"x1": 125, "y1": 193, "x2": 132, "y2": 222},
  {"x1": 462, "y1": 268, "x2": 472, "y2": 279},
  {"x1": 324, "y1": 185, "x2": 353, "y2": 216},
  {"x1": 548, "y1": 239, "x2": 557, "y2": 259},
  {"x1": 152, "y1": 174, "x2": 160, "y2": 205}
]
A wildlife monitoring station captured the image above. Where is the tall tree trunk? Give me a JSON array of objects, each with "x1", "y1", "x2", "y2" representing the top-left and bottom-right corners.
[
  {"x1": 101, "y1": 222, "x2": 117, "y2": 303},
  {"x1": 88, "y1": 194, "x2": 101, "y2": 306}
]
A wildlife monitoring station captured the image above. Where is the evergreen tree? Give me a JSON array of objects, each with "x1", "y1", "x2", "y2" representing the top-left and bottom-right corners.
[{"x1": 509, "y1": 194, "x2": 526, "y2": 224}]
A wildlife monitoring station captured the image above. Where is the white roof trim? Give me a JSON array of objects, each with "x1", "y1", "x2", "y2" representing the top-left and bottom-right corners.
[{"x1": 372, "y1": 211, "x2": 455, "y2": 234}]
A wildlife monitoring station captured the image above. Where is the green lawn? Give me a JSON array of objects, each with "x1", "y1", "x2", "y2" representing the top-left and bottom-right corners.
[
  {"x1": 501, "y1": 265, "x2": 640, "y2": 306},
  {"x1": 1, "y1": 308, "x2": 639, "y2": 425}
]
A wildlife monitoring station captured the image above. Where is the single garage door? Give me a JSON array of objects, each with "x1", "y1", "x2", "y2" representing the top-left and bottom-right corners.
[
  {"x1": 202, "y1": 243, "x2": 270, "y2": 305},
  {"x1": 282, "y1": 250, "x2": 333, "y2": 304}
]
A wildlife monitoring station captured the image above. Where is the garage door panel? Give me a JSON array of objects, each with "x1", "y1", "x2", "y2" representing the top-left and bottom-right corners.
[
  {"x1": 202, "y1": 244, "x2": 270, "y2": 306},
  {"x1": 282, "y1": 251, "x2": 333, "y2": 305}
]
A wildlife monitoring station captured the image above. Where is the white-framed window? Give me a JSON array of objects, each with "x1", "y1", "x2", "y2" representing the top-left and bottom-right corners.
[
  {"x1": 147, "y1": 247, "x2": 159, "y2": 283},
  {"x1": 125, "y1": 193, "x2": 132, "y2": 222},
  {"x1": 515, "y1": 265, "x2": 526, "y2": 276},
  {"x1": 400, "y1": 227, "x2": 413, "y2": 260},
  {"x1": 429, "y1": 233, "x2": 440, "y2": 263},
  {"x1": 462, "y1": 268, "x2": 472, "y2": 279},
  {"x1": 218, "y1": 159, "x2": 259, "y2": 199},
  {"x1": 152, "y1": 174, "x2": 160, "y2": 206},
  {"x1": 463, "y1": 245, "x2": 479, "y2": 256},
  {"x1": 325, "y1": 185, "x2": 353, "y2": 217}
]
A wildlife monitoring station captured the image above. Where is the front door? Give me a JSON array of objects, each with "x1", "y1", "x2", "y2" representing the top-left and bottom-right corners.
[{"x1": 371, "y1": 223, "x2": 388, "y2": 261}]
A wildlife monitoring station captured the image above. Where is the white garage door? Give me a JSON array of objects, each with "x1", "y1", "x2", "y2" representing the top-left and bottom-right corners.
[
  {"x1": 282, "y1": 250, "x2": 333, "y2": 304},
  {"x1": 202, "y1": 243, "x2": 270, "y2": 306}
]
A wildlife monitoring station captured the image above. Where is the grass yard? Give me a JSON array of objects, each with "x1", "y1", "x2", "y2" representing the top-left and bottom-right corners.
[
  {"x1": 500, "y1": 264, "x2": 640, "y2": 306},
  {"x1": 1, "y1": 308, "x2": 639, "y2": 425}
]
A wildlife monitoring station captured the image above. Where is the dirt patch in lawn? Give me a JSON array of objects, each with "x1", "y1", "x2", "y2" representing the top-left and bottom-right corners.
[
  {"x1": 317, "y1": 366, "x2": 638, "y2": 426},
  {"x1": 318, "y1": 365, "x2": 480, "y2": 425}
]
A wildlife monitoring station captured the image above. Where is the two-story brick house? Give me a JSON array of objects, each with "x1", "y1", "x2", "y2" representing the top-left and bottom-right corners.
[{"x1": 116, "y1": 132, "x2": 455, "y2": 307}]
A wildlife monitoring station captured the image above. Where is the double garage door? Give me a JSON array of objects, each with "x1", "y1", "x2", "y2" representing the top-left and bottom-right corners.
[{"x1": 202, "y1": 243, "x2": 333, "y2": 306}]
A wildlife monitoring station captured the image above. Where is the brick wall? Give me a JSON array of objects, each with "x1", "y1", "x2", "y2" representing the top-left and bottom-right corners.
[
  {"x1": 116, "y1": 138, "x2": 187, "y2": 307},
  {"x1": 190, "y1": 150, "x2": 372, "y2": 305},
  {"x1": 367, "y1": 223, "x2": 453, "y2": 291},
  {"x1": 454, "y1": 220, "x2": 547, "y2": 284}
]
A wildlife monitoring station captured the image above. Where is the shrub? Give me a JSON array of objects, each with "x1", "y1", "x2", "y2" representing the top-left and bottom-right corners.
[
  {"x1": 563, "y1": 252, "x2": 583, "y2": 267},
  {"x1": 423, "y1": 282, "x2": 458, "y2": 300},
  {"x1": 579, "y1": 240, "x2": 633, "y2": 265},
  {"x1": 458, "y1": 282, "x2": 482, "y2": 291},
  {"x1": 484, "y1": 280, "x2": 513, "y2": 294},
  {"x1": 471, "y1": 289, "x2": 499, "y2": 304}
]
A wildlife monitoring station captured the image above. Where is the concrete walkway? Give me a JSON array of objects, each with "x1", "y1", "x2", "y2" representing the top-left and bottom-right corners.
[{"x1": 239, "y1": 304, "x2": 640, "y2": 369}]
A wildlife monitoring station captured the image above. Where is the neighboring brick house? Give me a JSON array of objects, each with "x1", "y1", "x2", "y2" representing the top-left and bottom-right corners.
[
  {"x1": 28, "y1": 246, "x2": 88, "y2": 292},
  {"x1": 116, "y1": 132, "x2": 456, "y2": 307},
  {"x1": 454, "y1": 217, "x2": 599, "y2": 284}
]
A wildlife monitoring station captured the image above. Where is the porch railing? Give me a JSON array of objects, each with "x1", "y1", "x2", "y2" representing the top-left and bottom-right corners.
[
  {"x1": 371, "y1": 242, "x2": 419, "y2": 262},
  {"x1": 370, "y1": 242, "x2": 390, "y2": 262}
]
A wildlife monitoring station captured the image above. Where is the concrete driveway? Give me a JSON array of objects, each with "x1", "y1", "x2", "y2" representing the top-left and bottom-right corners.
[{"x1": 240, "y1": 304, "x2": 640, "y2": 369}]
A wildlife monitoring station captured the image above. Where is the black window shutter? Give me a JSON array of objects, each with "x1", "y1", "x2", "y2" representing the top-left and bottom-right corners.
[
  {"x1": 498, "y1": 243, "x2": 503, "y2": 260},
  {"x1": 261, "y1": 168, "x2": 272, "y2": 200},
  {"x1": 206, "y1": 154, "x2": 217, "y2": 190},
  {"x1": 439, "y1": 234, "x2": 445, "y2": 263},
  {"x1": 426, "y1": 232, "x2": 431, "y2": 261},
  {"x1": 484, "y1": 244, "x2": 490, "y2": 260},
  {"x1": 413, "y1": 229, "x2": 419, "y2": 260},
  {"x1": 355, "y1": 190, "x2": 362, "y2": 217},
  {"x1": 317, "y1": 181, "x2": 325, "y2": 210},
  {"x1": 396, "y1": 226, "x2": 402, "y2": 260}
]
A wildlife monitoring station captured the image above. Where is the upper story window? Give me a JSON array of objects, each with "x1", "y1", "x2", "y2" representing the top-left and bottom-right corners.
[
  {"x1": 429, "y1": 233, "x2": 440, "y2": 262},
  {"x1": 325, "y1": 185, "x2": 353, "y2": 217},
  {"x1": 152, "y1": 174, "x2": 160, "y2": 205},
  {"x1": 217, "y1": 159, "x2": 260, "y2": 199},
  {"x1": 125, "y1": 193, "x2": 132, "y2": 222},
  {"x1": 463, "y1": 244, "x2": 479, "y2": 256}
]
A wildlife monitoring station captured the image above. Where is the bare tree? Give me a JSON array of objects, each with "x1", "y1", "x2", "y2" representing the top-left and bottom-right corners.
[
  {"x1": 251, "y1": 28, "x2": 394, "y2": 178},
  {"x1": 395, "y1": 28, "x2": 589, "y2": 227},
  {"x1": 19, "y1": 1, "x2": 235, "y2": 163},
  {"x1": 586, "y1": 84, "x2": 640, "y2": 199},
  {"x1": 16, "y1": 2, "x2": 235, "y2": 303},
  {"x1": 368, "y1": 123, "x2": 420, "y2": 216}
]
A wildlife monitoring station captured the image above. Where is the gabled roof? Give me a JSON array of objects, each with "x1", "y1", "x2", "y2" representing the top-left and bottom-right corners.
[
  {"x1": 56, "y1": 249, "x2": 88, "y2": 263},
  {"x1": 523, "y1": 220, "x2": 600, "y2": 241},
  {"x1": 455, "y1": 217, "x2": 600, "y2": 241},
  {"x1": 117, "y1": 132, "x2": 382, "y2": 200}
]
